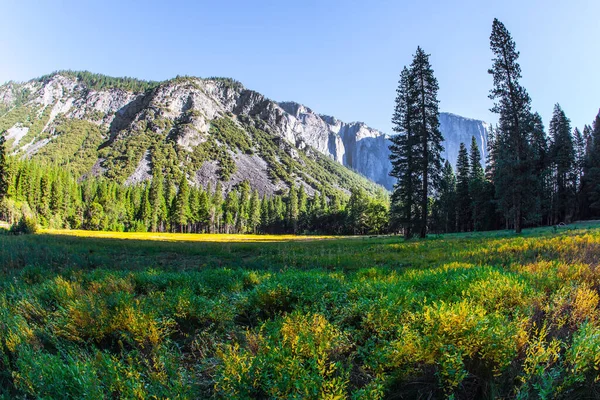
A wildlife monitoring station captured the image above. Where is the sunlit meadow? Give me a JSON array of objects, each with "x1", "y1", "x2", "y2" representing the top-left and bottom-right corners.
[{"x1": 1, "y1": 222, "x2": 600, "y2": 398}]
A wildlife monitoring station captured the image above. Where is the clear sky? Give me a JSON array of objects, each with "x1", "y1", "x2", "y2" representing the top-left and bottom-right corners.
[{"x1": 1, "y1": 0, "x2": 598, "y2": 133}]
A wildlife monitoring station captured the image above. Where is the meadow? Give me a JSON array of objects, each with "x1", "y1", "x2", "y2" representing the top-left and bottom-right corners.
[{"x1": 1, "y1": 223, "x2": 600, "y2": 399}]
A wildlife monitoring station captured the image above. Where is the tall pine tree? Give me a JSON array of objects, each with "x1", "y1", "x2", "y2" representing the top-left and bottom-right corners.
[
  {"x1": 456, "y1": 143, "x2": 472, "y2": 232},
  {"x1": 549, "y1": 104, "x2": 575, "y2": 223},
  {"x1": 389, "y1": 67, "x2": 421, "y2": 238},
  {"x1": 469, "y1": 136, "x2": 486, "y2": 231},
  {"x1": 410, "y1": 47, "x2": 444, "y2": 238},
  {"x1": 488, "y1": 18, "x2": 536, "y2": 233},
  {"x1": 586, "y1": 111, "x2": 600, "y2": 214},
  {"x1": 0, "y1": 131, "x2": 8, "y2": 203}
]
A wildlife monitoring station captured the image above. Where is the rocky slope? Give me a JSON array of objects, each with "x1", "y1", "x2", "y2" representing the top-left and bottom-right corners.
[{"x1": 0, "y1": 71, "x2": 490, "y2": 194}]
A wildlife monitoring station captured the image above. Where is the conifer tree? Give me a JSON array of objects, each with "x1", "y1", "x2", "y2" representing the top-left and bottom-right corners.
[
  {"x1": 173, "y1": 176, "x2": 190, "y2": 232},
  {"x1": 587, "y1": 111, "x2": 600, "y2": 214},
  {"x1": 389, "y1": 67, "x2": 421, "y2": 238},
  {"x1": 549, "y1": 104, "x2": 575, "y2": 223},
  {"x1": 410, "y1": 47, "x2": 444, "y2": 238},
  {"x1": 248, "y1": 190, "x2": 261, "y2": 233},
  {"x1": 0, "y1": 131, "x2": 8, "y2": 203},
  {"x1": 529, "y1": 113, "x2": 550, "y2": 225},
  {"x1": 150, "y1": 166, "x2": 167, "y2": 232},
  {"x1": 469, "y1": 136, "x2": 486, "y2": 231},
  {"x1": 287, "y1": 184, "x2": 299, "y2": 233},
  {"x1": 223, "y1": 191, "x2": 239, "y2": 233},
  {"x1": 456, "y1": 143, "x2": 472, "y2": 232},
  {"x1": 488, "y1": 18, "x2": 536, "y2": 233},
  {"x1": 435, "y1": 160, "x2": 457, "y2": 233}
]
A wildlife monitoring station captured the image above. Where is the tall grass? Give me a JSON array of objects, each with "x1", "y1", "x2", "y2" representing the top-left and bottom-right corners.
[{"x1": 1, "y1": 223, "x2": 600, "y2": 398}]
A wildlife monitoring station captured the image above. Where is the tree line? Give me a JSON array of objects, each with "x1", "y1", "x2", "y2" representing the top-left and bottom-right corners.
[
  {"x1": 389, "y1": 18, "x2": 600, "y2": 237},
  {"x1": 0, "y1": 151, "x2": 389, "y2": 235}
]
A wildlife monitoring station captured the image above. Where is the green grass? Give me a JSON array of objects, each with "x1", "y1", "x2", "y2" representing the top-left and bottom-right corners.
[{"x1": 1, "y1": 223, "x2": 600, "y2": 398}]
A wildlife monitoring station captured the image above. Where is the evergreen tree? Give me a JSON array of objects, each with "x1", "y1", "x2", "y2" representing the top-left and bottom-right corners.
[
  {"x1": 0, "y1": 131, "x2": 8, "y2": 203},
  {"x1": 347, "y1": 187, "x2": 370, "y2": 235},
  {"x1": 410, "y1": 47, "x2": 444, "y2": 238},
  {"x1": 488, "y1": 18, "x2": 536, "y2": 233},
  {"x1": 389, "y1": 67, "x2": 421, "y2": 238},
  {"x1": 549, "y1": 104, "x2": 575, "y2": 223},
  {"x1": 456, "y1": 143, "x2": 472, "y2": 232},
  {"x1": 435, "y1": 160, "x2": 457, "y2": 233},
  {"x1": 530, "y1": 113, "x2": 550, "y2": 225},
  {"x1": 223, "y1": 191, "x2": 239, "y2": 233},
  {"x1": 248, "y1": 190, "x2": 261, "y2": 233},
  {"x1": 587, "y1": 111, "x2": 600, "y2": 214},
  {"x1": 580, "y1": 125, "x2": 594, "y2": 218},
  {"x1": 173, "y1": 176, "x2": 190, "y2": 232},
  {"x1": 287, "y1": 184, "x2": 299, "y2": 233},
  {"x1": 469, "y1": 136, "x2": 486, "y2": 231}
]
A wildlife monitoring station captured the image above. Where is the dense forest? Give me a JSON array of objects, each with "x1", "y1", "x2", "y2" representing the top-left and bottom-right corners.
[
  {"x1": 389, "y1": 19, "x2": 600, "y2": 236},
  {"x1": 0, "y1": 154, "x2": 389, "y2": 235}
]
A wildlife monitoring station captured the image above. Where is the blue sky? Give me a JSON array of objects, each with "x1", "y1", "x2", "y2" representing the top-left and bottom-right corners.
[{"x1": 1, "y1": 0, "x2": 598, "y2": 133}]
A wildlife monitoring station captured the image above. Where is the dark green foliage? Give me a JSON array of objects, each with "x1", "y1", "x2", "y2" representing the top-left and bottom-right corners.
[
  {"x1": 469, "y1": 136, "x2": 487, "y2": 231},
  {"x1": 456, "y1": 143, "x2": 472, "y2": 232},
  {"x1": 389, "y1": 48, "x2": 443, "y2": 238},
  {"x1": 432, "y1": 160, "x2": 457, "y2": 233},
  {"x1": 549, "y1": 104, "x2": 576, "y2": 223},
  {"x1": 37, "y1": 70, "x2": 160, "y2": 92},
  {"x1": 587, "y1": 111, "x2": 600, "y2": 213},
  {"x1": 10, "y1": 216, "x2": 38, "y2": 234},
  {"x1": 209, "y1": 117, "x2": 253, "y2": 154},
  {"x1": 488, "y1": 19, "x2": 536, "y2": 233},
  {"x1": 410, "y1": 47, "x2": 444, "y2": 238},
  {"x1": 0, "y1": 131, "x2": 7, "y2": 202},
  {"x1": 35, "y1": 119, "x2": 104, "y2": 176},
  {"x1": 389, "y1": 67, "x2": 421, "y2": 238}
]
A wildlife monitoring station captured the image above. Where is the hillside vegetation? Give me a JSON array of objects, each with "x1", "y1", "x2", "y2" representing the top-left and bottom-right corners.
[{"x1": 1, "y1": 223, "x2": 600, "y2": 398}]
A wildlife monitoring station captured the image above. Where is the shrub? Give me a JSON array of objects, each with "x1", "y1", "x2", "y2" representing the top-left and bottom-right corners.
[{"x1": 10, "y1": 216, "x2": 38, "y2": 235}]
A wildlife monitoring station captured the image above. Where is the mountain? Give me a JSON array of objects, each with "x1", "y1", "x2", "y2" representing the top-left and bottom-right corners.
[
  {"x1": 0, "y1": 71, "x2": 490, "y2": 194},
  {"x1": 274, "y1": 103, "x2": 490, "y2": 190}
]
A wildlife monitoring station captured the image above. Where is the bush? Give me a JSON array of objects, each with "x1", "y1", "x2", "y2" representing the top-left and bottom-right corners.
[{"x1": 10, "y1": 216, "x2": 38, "y2": 235}]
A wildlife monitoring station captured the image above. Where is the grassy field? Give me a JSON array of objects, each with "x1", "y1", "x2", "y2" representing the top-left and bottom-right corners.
[{"x1": 1, "y1": 223, "x2": 600, "y2": 399}]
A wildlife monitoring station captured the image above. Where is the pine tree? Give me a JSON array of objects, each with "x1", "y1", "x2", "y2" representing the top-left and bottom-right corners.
[
  {"x1": 529, "y1": 113, "x2": 550, "y2": 225},
  {"x1": 248, "y1": 190, "x2": 261, "y2": 233},
  {"x1": 456, "y1": 143, "x2": 472, "y2": 232},
  {"x1": 488, "y1": 18, "x2": 536, "y2": 233},
  {"x1": 410, "y1": 47, "x2": 444, "y2": 238},
  {"x1": 389, "y1": 66, "x2": 421, "y2": 238},
  {"x1": 435, "y1": 160, "x2": 457, "y2": 233},
  {"x1": 549, "y1": 104, "x2": 575, "y2": 223},
  {"x1": 150, "y1": 167, "x2": 167, "y2": 232},
  {"x1": 0, "y1": 131, "x2": 8, "y2": 203},
  {"x1": 287, "y1": 184, "x2": 299, "y2": 233},
  {"x1": 469, "y1": 136, "x2": 486, "y2": 231},
  {"x1": 223, "y1": 191, "x2": 239, "y2": 234},
  {"x1": 347, "y1": 187, "x2": 369, "y2": 235},
  {"x1": 587, "y1": 111, "x2": 600, "y2": 214},
  {"x1": 580, "y1": 124, "x2": 594, "y2": 218},
  {"x1": 173, "y1": 176, "x2": 190, "y2": 232}
]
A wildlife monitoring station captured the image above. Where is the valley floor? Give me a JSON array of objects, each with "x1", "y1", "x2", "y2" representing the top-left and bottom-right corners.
[{"x1": 1, "y1": 222, "x2": 600, "y2": 398}]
